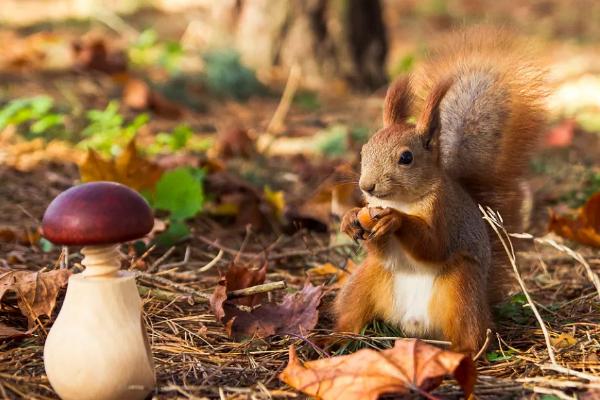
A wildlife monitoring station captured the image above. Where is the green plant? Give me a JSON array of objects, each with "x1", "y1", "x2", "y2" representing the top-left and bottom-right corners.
[
  {"x1": 561, "y1": 171, "x2": 600, "y2": 208},
  {"x1": 78, "y1": 101, "x2": 148, "y2": 156},
  {"x1": 128, "y1": 29, "x2": 183, "y2": 75},
  {"x1": 495, "y1": 293, "x2": 533, "y2": 324},
  {"x1": 486, "y1": 349, "x2": 516, "y2": 362},
  {"x1": 317, "y1": 124, "x2": 349, "y2": 157},
  {"x1": 202, "y1": 49, "x2": 263, "y2": 101},
  {"x1": 0, "y1": 96, "x2": 67, "y2": 139},
  {"x1": 150, "y1": 167, "x2": 205, "y2": 247},
  {"x1": 293, "y1": 90, "x2": 321, "y2": 111}
]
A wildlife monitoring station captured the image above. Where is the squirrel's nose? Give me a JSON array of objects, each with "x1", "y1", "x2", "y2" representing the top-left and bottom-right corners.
[{"x1": 360, "y1": 181, "x2": 376, "y2": 194}]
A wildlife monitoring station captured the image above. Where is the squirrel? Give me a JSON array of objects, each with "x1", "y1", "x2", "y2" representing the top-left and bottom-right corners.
[{"x1": 334, "y1": 27, "x2": 546, "y2": 354}]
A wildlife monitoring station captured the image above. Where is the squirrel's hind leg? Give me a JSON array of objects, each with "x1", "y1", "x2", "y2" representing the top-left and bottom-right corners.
[
  {"x1": 429, "y1": 254, "x2": 491, "y2": 354},
  {"x1": 334, "y1": 257, "x2": 392, "y2": 333}
]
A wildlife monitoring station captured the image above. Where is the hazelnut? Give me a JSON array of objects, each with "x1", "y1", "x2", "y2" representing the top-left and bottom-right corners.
[{"x1": 357, "y1": 207, "x2": 382, "y2": 231}]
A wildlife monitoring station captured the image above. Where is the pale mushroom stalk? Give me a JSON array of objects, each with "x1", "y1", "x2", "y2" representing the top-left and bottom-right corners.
[{"x1": 41, "y1": 181, "x2": 156, "y2": 400}]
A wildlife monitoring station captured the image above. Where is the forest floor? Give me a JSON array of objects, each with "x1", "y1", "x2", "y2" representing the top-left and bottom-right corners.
[{"x1": 1, "y1": 5, "x2": 600, "y2": 400}]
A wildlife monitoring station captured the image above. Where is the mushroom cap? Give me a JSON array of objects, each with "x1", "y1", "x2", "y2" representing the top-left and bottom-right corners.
[{"x1": 42, "y1": 181, "x2": 154, "y2": 245}]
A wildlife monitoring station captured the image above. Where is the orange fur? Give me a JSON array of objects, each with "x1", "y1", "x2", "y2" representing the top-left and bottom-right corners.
[{"x1": 335, "y1": 27, "x2": 546, "y2": 354}]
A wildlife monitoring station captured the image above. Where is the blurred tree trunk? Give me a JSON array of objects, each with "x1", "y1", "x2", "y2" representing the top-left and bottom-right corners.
[{"x1": 210, "y1": 0, "x2": 388, "y2": 89}]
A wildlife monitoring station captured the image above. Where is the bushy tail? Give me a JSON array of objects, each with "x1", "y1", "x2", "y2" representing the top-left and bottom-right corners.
[
  {"x1": 413, "y1": 27, "x2": 547, "y2": 303},
  {"x1": 413, "y1": 26, "x2": 547, "y2": 232}
]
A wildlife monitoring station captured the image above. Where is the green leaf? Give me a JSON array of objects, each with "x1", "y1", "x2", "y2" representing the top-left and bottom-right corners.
[
  {"x1": 153, "y1": 167, "x2": 204, "y2": 219},
  {"x1": 317, "y1": 124, "x2": 349, "y2": 157},
  {"x1": 486, "y1": 350, "x2": 516, "y2": 362},
  {"x1": 154, "y1": 219, "x2": 190, "y2": 248},
  {"x1": 30, "y1": 114, "x2": 64, "y2": 134}
]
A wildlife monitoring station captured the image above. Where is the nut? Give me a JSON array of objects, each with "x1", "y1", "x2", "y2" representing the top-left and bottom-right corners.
[{"x1": 357, "y1": 207, "x2": 381, "y2": 231}]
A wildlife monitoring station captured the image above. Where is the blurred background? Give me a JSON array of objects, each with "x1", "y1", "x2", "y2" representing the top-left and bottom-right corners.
[{"x1": 1, "y1": 0, "x2": 599, "y2": 243}]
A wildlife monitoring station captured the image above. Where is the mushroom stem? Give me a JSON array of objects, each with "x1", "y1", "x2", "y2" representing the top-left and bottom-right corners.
[{"x1": 81, "y1": 244, "x2": 121, "y2": 277}]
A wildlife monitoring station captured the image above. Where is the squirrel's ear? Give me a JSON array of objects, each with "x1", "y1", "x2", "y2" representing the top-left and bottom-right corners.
[
  {"x1": 383, "y1": 77, "x2": 412, "y2": 127},
  {"x1": 417, "y1": 78, "x2": 453, "y2": 150}
]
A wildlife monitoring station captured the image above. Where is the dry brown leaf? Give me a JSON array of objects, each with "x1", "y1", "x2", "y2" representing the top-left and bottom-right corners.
[
  {"x1": 307, "y1": 260, "x2": 357, "y2": 288},
  {"x1": 79, "y1": 139, "x2": 163, "y2": 193},
  {"x1": 0, "y1": 268, "x2": 71, "y2": 328},
  {"x1": 549, "y1": 192, "x2": 600, "y2": 247},
  {"x1": 72, "y1": 37, "x2": 127, "y2": 75},
  {"x1": 226, "y1": 283, "x2": 323, "y2": 340},
  {"x1": 211, "y1": 127, "x2": 255, "y2": 159},
  {"x1": 0, "y1": 323, "x2": 29, "y2": 340},
  {"x1": 0, "y1": 225, "x2": 40, "y2": 245},
  {"x1": 280, "y1": 339, "x2": 476, "y2": 400},
  {"x1": 211, "y1": 280, "x2": 323, "y2": 340},
  {"x1": 122, "y1": 77, "x2": 184, "y2": 119},
  {"x1": 209, "y1": 261, "x2": 267, "y2": 321},
  {"x1": 0, "y1": 129, "x2": 84, "y2": 171}
]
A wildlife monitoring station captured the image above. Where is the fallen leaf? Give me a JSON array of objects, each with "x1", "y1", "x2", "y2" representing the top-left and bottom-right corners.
[
  {"x1": 79, "y1": 139, "x2": 163, "y2": 193},
  {"x1": 209, "y1": 261, "x2": 267, "y2": 320},
  {"x1": 0, "y1": 323, "x2": 29, "y2": 340},
  {"x1": 0, "y1": 225, "x2": 40, "y2": 245},
  {"x1": 549, "y1": 192, "x2": 600, "y2": 247},
  {"x1": 123, "y1": 77, "x2": 184, "y2": 119},
  {"x1": 307, "y1": 259, "x2": 357, "y2": 288},
  {"x1": 0, "y1": 268, "x2": 71, "y2": 328},
  {"x1": 280, "y1": 339, "x2": 476, "y2": 400},
  {"x1": 72, "y1": 37, "x2": 127, "y2": 75},
  {"x1": 545, "y1": 119, "x2": 576, "y2": 148},
  {"x1": 211, "y1": 280, "x2": 323, "y2": 340},
  {"x1": 227, "y1": 283, "x2": 323, "y2": 340},
  {"x1": 0, "y1": 129, "x2": 84, "y2": 171},
  {"x1": 551, "y1": 333, "x2": 577, "y2": 348},
  {"x1": 225, "y1": 262, "x2": 267, "y2": 306},
  {"x1": 211, "y1": 127, "x2": 255, "y2": 159},
  {"x1": 264, "y1": 186, "x2": 286, "y2": 220}
]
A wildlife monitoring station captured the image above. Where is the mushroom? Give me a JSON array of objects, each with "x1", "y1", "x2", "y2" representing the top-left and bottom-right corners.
[{"x1": 42, "y1": 182, "x2": 156, "y2": 400}]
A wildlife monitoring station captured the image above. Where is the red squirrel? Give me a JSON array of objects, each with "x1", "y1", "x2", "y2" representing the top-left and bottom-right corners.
[{"x1": 334, "y1": 28, "x2": 546, "y2": 354}]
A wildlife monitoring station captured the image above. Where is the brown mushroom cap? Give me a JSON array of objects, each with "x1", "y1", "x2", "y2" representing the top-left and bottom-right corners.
[{"x1": 42, "y1": 181, "x2": 154, "y2": 245}]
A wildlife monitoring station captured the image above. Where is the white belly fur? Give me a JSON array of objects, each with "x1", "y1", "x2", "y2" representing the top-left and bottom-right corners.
[{"x1": 367, "y1": 196, "x2": 437, "y2": 337}]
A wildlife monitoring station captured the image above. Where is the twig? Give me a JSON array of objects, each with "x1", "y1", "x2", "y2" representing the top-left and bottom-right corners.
[
  {"x1": 480, "y1": 206, "x2": 557, "y2": 365},
  {"x1": 473, "y1": 329, "x2": 493, "y2": 361},
  {"x1": 266, "y1": 63, "x2": 301, "y2": 135},
  {"x1": 161, "y1": 246, "x2": 191, "y2": 270},
  {"x1": 512, "y1": 233, "x2": 600, "y2": 300},
  {"x1": 227, "y1": 281, "x2": 286, "y2": 299},
  {"x1": 198, "y1": 249, "x2": 224, "y2": 272},
  {"x1": 540, "y1": 364, "x2": 600, "y2": 382},
  {"x1": 148, "y1": 246, "x2": 176, "y2": 273},
  {"x1": 137, "y1": 272, "x2": 210, "y2": 300},
  {"x1": 138, "y1": 281, "x2": 287, "y2": 303}
]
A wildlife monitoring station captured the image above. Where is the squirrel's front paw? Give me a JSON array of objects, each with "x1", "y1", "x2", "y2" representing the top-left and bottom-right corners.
[
  {"x1": 367, "y1": 208, "x2": 402, "y2": 240},
  {"x1": 340, "y1": 207, "x2": 365, "y2": 242}
]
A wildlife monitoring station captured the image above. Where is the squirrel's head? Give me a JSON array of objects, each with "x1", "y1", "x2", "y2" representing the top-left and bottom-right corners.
[{"x1": 359, "y1": 77, "x2": 452, "y2": 205}]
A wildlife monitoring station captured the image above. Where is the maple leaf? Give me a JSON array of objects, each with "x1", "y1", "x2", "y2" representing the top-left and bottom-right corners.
[
  {"x1": 79, "y1": 139, "x2": 163, "y2": 194},
  {"x1": 0, "y1": 268, "x2": 71, "y2": 328},
  {"x1": 280, "y1": 339, "x2": 476, "y2": 400},
  {"x1": 549, "y1": 192, "x2": 600, "y2": 247}
]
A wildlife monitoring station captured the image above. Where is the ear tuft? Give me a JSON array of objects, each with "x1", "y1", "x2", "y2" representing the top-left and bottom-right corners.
[
  {"x1": 383, "y1": 77, "x2": 413, "y2": 127},
  {"x1": 416, "y1": 77, "x2": 453, "y2": 150}
]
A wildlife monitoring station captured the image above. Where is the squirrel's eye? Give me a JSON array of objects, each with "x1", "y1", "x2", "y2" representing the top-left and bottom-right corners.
[{"x1": 398, "y1": 150, "x2": 413, "y2": 165}]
